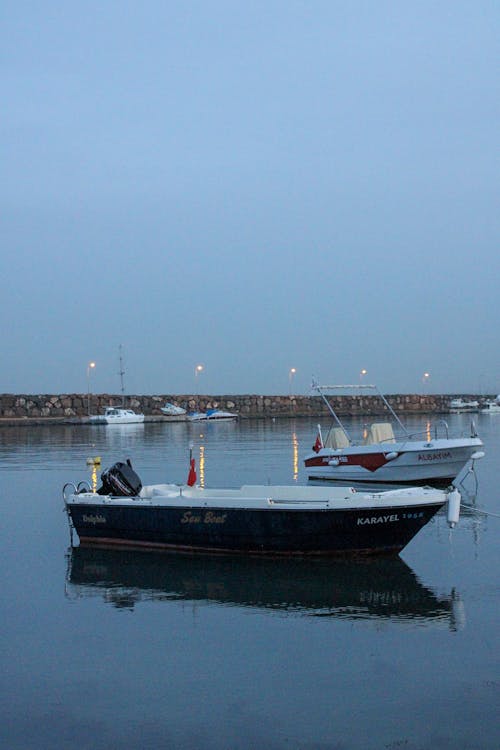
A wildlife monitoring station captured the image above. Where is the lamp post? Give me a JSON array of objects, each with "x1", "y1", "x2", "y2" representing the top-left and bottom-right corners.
[
  {"x1": 87, "y1": 361, "x2": 96, "y2": 416},
  {"x1": 360, "y1": 368, "x2": 367, "y2": 384},
  {"x1": 422, "y1": 372, "x2": 430, "y2": 393},
  {"x1": 289, "y1": 367, "x2": 296, "y2": 396},
  {"x1": 194, "y1": 364, "x2": 204, "y2": 395}
]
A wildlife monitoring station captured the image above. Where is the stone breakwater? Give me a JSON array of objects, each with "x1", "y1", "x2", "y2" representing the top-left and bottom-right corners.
[{"x1": 0, "y1": 393, "x2": 488, "y2": 423}]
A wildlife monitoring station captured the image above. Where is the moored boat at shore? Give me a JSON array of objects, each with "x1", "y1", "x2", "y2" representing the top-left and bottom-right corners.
[
  {"x1": 187, "y1": 408, "x2": 238, "y2": 422},
  {"x1": 480, "y1": 396, "x2": 500, "y2": 414},
  {"x1": 160, "y1": 402, "x2": 186, "y2": 417},
  {"x1": 63, "y1": 459, "x2": 462, "y2": 556},
  {"x1": 449, "y1": 398, "x2": 479, "y2": 413},
  {"x1": 89, "y1": 407, "x2": 145, "y2": 425}
]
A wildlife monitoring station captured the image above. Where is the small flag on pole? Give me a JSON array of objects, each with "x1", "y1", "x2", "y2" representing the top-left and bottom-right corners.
[
  {"x1": 187, "y1": 457, "x2": 197, "y2": 486},
  {"x1": 313, "y1": 433, "x2": 323, "y2": 453}
]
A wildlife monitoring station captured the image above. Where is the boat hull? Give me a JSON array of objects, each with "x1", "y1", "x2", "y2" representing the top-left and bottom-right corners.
[
  {"x1": 66, "y1": 498, "x2": 444, "y2": 556},
  {"x1": 304, "y1": 439, "x2": 482, "y2": 483},
  {"x1": 90, "y1": 410, "x2": 145, "y2": 424}
]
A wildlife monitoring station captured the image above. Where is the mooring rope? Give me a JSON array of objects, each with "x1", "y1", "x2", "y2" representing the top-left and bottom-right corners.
[{"x1": 460, "y1": 504, "x2": 500, "y2": 520}]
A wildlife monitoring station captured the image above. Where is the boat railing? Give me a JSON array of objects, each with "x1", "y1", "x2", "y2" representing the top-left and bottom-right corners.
[
  {"x1": 432, "y1": 419, "x2": 450, "y2": 439},
  {"x1": 311, "y1": 381, "x2": 409, "y2": 441},
  {"x1": 401, "y1": 420, "x2": 450, "y2": 442},
  {"x1": 77, "y1": 480, "x2": 92, "y2": 493},
  {"x1": 62, "y1": 482, "x2": 77, "y2": 501},
  {"x1": 63, "y1": 480, "x2": 92, "y2": 501}
]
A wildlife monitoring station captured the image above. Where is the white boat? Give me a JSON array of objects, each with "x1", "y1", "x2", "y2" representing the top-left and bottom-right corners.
[
  {"x1": 88, "y1": 348, "x2": 145, "y2": 425},
  {"x1": 480, "y1": 397, "x2": 500, "y2": 414},
  {"x1": 304, "y1": 382, "x2": 484, "y2": 484},
  {"x1": 63, "y1": 459, "x2": 463, "y2": 556},
  {"x1": 90, "y1": 407, "x2": 145, "y2": 425},
  {"x1": 449, "y1": 398, "x2": 479, "y2": 413},
  {"x1": 160, "y1": 402, "x2": 187, "y2": 416},
  {"x1": 187, "y1": 408, "x2": 238, "y2": 422}
]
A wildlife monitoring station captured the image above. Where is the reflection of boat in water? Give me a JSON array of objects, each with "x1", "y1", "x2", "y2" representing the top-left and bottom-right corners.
[{"x1": 66, "y1": 546, "x2": 463, "y2": 628}]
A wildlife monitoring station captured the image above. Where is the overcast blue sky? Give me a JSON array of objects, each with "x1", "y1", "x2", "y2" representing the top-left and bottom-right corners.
[{"x1": 2, "y1": 1, "x2": 498, "y2": 396}]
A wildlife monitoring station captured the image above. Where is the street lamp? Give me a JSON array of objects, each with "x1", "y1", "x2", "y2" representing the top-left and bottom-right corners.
[
  {"x1": 360, "y1": 368, "x2": 367, "y2": 384},
  {"x1": 194, "y1": 364, "x2": 204, "y2": 394},
  {"x1": 289, "y1": 367, "x2": 296, "y2": 395},
  {"x1": 422, "y1": 372, "x2": 430, "y2": 393},
  {"x1": 87, "y1": 361, "x2": 96, "y2": 416}
]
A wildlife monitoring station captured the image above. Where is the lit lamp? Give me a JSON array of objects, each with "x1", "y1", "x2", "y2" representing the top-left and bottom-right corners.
[
  {"x1": 87, "y1": 361, "x2": 96, "y2": 416},
  {"x1": 194, "y1": 364, "x2": 204, "y2": 394},
  {"x1": 422, "y1": 372, "x2": 430, "y2": 392},
  {"x1": 289, "y1": 367, "x2": 296, "y2": 395},
  {"x1": 360, "y1": 368, "x2": 367, "y2": 383}
]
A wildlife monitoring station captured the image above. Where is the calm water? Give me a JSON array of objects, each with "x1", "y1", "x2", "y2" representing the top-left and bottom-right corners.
[{"x1": 1, "y1": 414, "x2": 499, "y2": 749}]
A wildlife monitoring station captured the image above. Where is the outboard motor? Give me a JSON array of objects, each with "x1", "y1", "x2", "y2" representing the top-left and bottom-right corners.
[{"x1": 98, "y1": 459, "x2": 142, "y2": 496}]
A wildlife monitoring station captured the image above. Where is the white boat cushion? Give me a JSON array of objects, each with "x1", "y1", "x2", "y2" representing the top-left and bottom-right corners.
[
  {"x1": 324, "y1": 427, "x2": 350, "y2": 449},
  {"x1": 366, "y1": 422, "x2": 396, "y2": 444}
]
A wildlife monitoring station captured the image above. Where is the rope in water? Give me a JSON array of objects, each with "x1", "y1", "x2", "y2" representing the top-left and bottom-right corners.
[{"x1": 460, "y1": 504, "x2": 500, "y2": 520}]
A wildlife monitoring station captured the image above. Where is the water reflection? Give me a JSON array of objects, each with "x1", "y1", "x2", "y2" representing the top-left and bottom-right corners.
[
  {"x1": 292, "y1": 431, "x2": 298, "y2": 480},
  {"x1": 66, "y1": 547, "x2": 464, "y2": 629}
]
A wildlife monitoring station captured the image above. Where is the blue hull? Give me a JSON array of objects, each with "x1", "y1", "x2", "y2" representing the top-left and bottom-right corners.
[{"x1": 67, "y1": 501, "x2": 444, "y2": 556}]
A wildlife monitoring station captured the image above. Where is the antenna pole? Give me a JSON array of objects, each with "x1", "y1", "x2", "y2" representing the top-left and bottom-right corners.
[{"x1": 118, "y1": 345, "x2": 125, "y2": 406}]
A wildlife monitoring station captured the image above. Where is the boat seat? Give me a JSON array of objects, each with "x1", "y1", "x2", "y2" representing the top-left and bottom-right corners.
[
  {"x1": 324, "y1": 427, "x2": 350, "y2": 450},
  {"x1": 140, "y1": 484, "x2": 180, "y2": 499},
  {"x1": 364, "y1": 422, "x2": 396, "y2": 445}
]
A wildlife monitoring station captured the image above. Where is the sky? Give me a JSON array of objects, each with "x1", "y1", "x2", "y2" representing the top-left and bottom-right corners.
[{"x1": 2, "y1": 1, "x2": 499, "y2": 396}]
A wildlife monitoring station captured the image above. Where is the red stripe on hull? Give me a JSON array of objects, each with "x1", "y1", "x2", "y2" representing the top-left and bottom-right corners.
[{"x1": 305, "y1": 452, "x2": 395, "y2": 473}]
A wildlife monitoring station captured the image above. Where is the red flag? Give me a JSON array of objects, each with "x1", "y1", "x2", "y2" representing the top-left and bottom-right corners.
[
  {"x1": 187, "y1": 457, "x2": 197, "y2": 486},
  {"x1": 313, "y1": 433, "x2": 322, "y2": 453}
]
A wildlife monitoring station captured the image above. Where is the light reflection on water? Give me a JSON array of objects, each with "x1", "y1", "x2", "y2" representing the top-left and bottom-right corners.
[{"x1": 0, "y1": 414, "x2": 499, "y2": 749}]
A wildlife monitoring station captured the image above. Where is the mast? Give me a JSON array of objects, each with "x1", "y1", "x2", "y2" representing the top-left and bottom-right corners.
[{"x1": 118, "y1": 345, "x2": 125, "y2": 406}]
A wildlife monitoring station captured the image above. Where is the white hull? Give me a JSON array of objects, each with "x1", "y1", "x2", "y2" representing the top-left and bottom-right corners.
[
  {"x1": 68, "y1": 483, "x2": 452, "y2": 513},
  {"x1": 103, "y1": 414, "x2": 145, "y2": 424},
  {"x1": 90, "y1": 408, "x2": 145, "y2": 425},
  {"x1": 161, "y1": 403, "x2": 186, "y2": 416},
  {"x1": 305, "y1": 438, "x2": 483, "y2": 483},
  {"x1": 449, "y1": 399, "x2": 479, "y2": 413},
  {"x1": 480, "y1": 402, "x2": 500, "y2": 414}
]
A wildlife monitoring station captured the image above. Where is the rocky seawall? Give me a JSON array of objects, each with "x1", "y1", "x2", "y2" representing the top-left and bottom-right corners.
[{"x1": 0, "y1": 392, "x2": 490, "y2": 424}]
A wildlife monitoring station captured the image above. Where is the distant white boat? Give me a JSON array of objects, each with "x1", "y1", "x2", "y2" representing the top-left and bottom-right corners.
[
  {"x1": 160, "y1": 403, "x2": 186, "y2": 417},
  {"x1": 89, "y1": 347, "x2": 145, "y2": 425},
  {"x1": 480, "y1": 397, "x2": 500, "y2": 414},
  {"x1": 90, "y1": 407, "x2": 145, "y2": 425},
  {"x1": 449, "y1": 398, "x2": 479, "y2": 413},
  {"x1": 187, "y1": 408, "x2": 238, "y2": 422}
]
